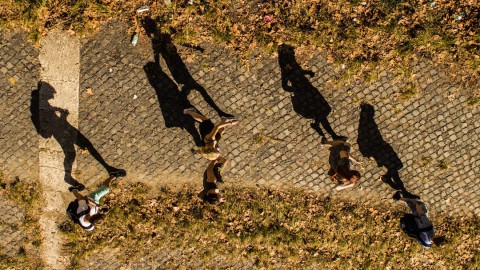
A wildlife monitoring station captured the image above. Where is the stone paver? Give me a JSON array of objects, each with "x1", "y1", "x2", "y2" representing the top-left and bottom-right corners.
[
  {"x1": 0, "y1": 32, "x2": 40, "y2": 262},
  {"x1": 0, "y1": 32, "x2": 40, "y2": 182},
  {"x1": 75, "y1": 22, "x2": 479, "y2": 217},
  {"x1": 1, "y1": 21, "x2": 480, "y2": 268},
  {"x1": 0, "y1": 194, "x2": 26, "y2": 257}
]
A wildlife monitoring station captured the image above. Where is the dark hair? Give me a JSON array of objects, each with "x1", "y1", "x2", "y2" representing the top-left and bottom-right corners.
[
  {"x1": 349, "y1": 170, "x2": 361, "y2": 182},
  {"x1": 88, "y1": 213, "x2": 106, "y2": 225},
  {"x1": 337, "y1": 166, "x2": 361, "y2": 183}
]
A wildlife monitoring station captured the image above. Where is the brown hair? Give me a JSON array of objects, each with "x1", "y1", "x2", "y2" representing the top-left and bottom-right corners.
[
  {"x1": 337, "y1": 167, "x2": 361, "y2": 183},
  {"x1": 88, "y1": 213, "x2": 106, "y2": 225},
  {"x1": 349, "y1": 170, "x2": 361, "y2": 183}
]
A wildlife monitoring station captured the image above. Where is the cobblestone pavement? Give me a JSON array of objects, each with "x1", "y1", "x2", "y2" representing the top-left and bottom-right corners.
[
  {"x1": 0, "y1": 32, "x2": 39, "y2": 182},
  {"x1": 0, "y1": 194, "x2": 27, "y2": 257},
  {"x1": 1, "y1": 22, "x2": 480, "y2": 268},
  {"x1": 0, "y1": 32, "x2": 40, "y2": 262},
  {"x1": 76, "y1": 22, "x2": 479, "y2": 217}
]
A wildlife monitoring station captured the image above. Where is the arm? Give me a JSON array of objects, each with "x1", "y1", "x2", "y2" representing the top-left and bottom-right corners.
[
  {"x1": 348, "y1": 155, "x2": 363, "y2": 165},
  {"x1": 281, "y1": 75, "x2": 293, "y2": 92},
  {"x1": 205, "y1": 121, "x2": 236, "y2": 141},
  {"x1": 72, "y1": 190, "x2": 88, "y2": 201}
]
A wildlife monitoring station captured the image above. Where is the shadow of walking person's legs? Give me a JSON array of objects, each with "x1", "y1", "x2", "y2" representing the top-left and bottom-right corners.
[
  {"x1": 142, "y1": 17, "x2": 232, "y2": 117},
  {"x1": 143, "y1": 60, "x2": 203, "y2": 146},
  {"x1": 278, "y1": 44, "x2": 346, "y2": 140},
  {"x1": 357, "y1": 103, "x2": 417, "y2": 197},
  {"x1": 157, "y1": 32, "x2": 233, "y2": 117},
  {"x1": 31, "y1": 81, "x2": 124, "y2": 188}
]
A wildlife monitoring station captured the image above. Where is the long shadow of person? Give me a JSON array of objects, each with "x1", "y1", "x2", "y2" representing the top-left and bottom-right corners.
[
  {"x1": 142, "y1": 17, "x2": 232, "y2": 118},
  {"x1": 357, "y1": 103, "x2": 418, "y2": 198},
  {"x1": 278, "y1": 44, "x2": 346, "y2": 140},
  {"x1": 30, "y1": 82, "x2": 125, "y2": 188},
  {"x1": 143, "y1": 61, "x2": 202, "y2": 146}
]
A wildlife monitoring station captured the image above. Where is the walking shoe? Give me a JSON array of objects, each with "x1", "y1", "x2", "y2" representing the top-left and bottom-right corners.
[
  {"x1": 68, "y1": 184, "x2": 85, "y2": 192},
  {"x1": 333, "y1": 135, "x2": 348, "y2": 142},
  {"x1": 109, "y1": 169, "x2": 126, "y2": 178},
  {"x1": 221, "y1": 116, "x2": 239, "y2": 123}
]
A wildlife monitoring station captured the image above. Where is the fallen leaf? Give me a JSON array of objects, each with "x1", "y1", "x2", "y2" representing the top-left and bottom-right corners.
[
  {"x1": 86, "y1": 88, "x2": 94, "y2": 95},
  {"x1": 8, "y1": 77, "x2": 15, "y2": 85}
]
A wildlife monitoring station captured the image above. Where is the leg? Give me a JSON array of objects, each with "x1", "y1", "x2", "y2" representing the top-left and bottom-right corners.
[
  {"x1": 213, "y1": 156, "x2": 227, "y2": 183},
  {"x1": 76, "y1": 132, "x2": 109, "y2": 170},
  {"x1": 320, "y1": 118, "x2": 347, "y2": 141},
  {"x1": 102, "y1": 176, "x2": 116, "y2": 188},
  {"x1": 380, "y1": 169, "x2": 402, "y2": 191},
  {"x1": 86, "y1": 184, "x2": 110, "y2": 205},
  {"x1": 62, "y1": 144, "x2": 83, "y2": 186},
  {"x1": 185, "y1": 109, "x2": 208, "y2": 123},
  {"x1": 204, "y1": 159, "x2": 217, "y2": 183},
  {"x1": 310, "y1": 119, "x2": 326, "y2": 137},
  {"x1": 76, "y1": 132, "x2": 125, "y2": 176},
  {"x1": 323, "y1": 140, "x2": 350, "y2": 147},
  {"x1": 189, "y1": 83, "x2": 232, "y2": 117},
  {"x1": 205, "y1": 120, "x2": 238, "y2": 141}
]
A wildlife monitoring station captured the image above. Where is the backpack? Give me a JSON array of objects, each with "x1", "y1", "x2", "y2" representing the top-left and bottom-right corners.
[
  {"x1": 400, "y1": 213, "x2": 434, "y2": 247},
  {"x1": 66, "y1": 199, "x2": 89, "y2": 224},
  {"x1": 400, "y1": 213, "x2": 418, "y2": 238}
]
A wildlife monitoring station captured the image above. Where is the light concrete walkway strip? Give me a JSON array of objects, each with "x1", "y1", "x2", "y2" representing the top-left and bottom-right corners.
[{"x1": 38, "y1": 30, "x2": 80, "y2": 270}]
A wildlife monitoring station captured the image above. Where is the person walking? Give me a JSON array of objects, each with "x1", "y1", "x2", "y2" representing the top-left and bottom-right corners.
[
  {"x1": 67, "y1": 170, "x2": 126, "y2": 230},
  {"x1": 323, "y1": 138, "x2": 362, "y2": 190},
  {"x1": 200, "y1": 157, "x2": 227, "y2": 204},
  {"x1": 184, "y1": 108, "x2": 238, "y2": 161},
  {"x1": 394, "y1": 191, "x2": 434, "y2": 248}
]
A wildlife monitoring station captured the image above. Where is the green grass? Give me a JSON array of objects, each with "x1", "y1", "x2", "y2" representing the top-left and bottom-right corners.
[
  {"x1": 399, "y1": 81, "x2": 418, "y2": 101},
  {"x1": 253, "y1": 134, "x2": 264, "y2": 145}
]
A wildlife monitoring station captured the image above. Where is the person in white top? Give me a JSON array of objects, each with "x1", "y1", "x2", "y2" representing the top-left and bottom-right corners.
[{"x1": 70, "y1": 170, "x2": 126, "y2": 230}]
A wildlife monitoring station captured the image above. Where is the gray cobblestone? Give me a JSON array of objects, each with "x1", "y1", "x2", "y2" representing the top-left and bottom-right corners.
[
  {"x1": 0, "y1": 32, "x2": 39, "y2": 182},
  {"x1": 1, "y1": 21, "x2": 480, "y2": 266}
]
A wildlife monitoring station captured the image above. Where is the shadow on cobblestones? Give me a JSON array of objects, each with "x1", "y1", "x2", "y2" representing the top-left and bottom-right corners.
[
  {"x1": 144, "y1": 61, "x2": 202, "y2": 146},
  {"x1": 278, "y1": 44, "x2": 346, "y2": 141},
  {"x1": 357, "y1": 103, "x2": 418, "y2": 199},
  {"x1": 30, "y1": 82, "x2": 123, "y2": 187},
  {"x1": 143, "y1": 17, "x2": 233, "y2": 118}
]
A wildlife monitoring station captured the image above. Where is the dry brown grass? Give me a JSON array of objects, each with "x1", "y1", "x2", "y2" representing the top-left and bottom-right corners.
[
  {"x1": 1, "y1": 0, "x2": 479, "y2": 88},
  {"x1": 60, "y1": 181, "x2": 480, "y2": 269},
  {"x1": 0, "y1": 175, "x2": 43, "y2": 269}
]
